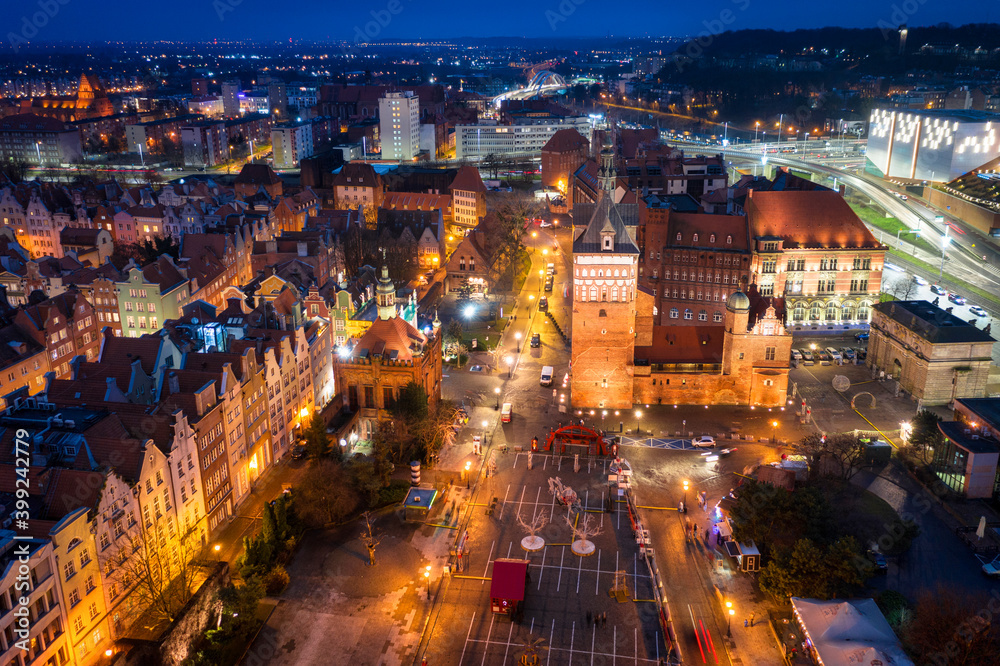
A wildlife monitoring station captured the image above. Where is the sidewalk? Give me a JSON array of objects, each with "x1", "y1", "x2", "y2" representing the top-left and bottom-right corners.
[{"x1": 709, "y1": 565, "x2": 785, "y2": 666}]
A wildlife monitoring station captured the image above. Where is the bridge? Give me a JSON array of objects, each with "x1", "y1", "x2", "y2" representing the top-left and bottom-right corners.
[{"x1": 492, "y1": 70, "x2": 571, "y2": 106}]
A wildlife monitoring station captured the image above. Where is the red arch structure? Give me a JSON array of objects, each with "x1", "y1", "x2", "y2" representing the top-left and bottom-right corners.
[{"x1": 544, "y1": 425, "x2": 611, "y2": 455}]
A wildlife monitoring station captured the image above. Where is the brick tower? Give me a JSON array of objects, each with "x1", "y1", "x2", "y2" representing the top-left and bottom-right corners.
[{"x1": 570, "y1": 135, "x2": 640, "y2": 409}]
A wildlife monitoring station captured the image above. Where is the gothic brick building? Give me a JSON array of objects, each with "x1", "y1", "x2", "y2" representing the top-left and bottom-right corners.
[{"x1": 570, "y1": 138, "x2": 792, "y2": 409}]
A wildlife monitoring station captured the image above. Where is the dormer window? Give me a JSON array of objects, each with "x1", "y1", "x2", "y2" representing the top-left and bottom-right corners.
[{"x1": 603, "y1": 235, "x2": 613, "y2": 250}]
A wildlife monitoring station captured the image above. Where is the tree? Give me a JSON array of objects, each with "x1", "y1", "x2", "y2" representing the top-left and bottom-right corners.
[
  {"x1": 137, "y1": 236, "x2": 180, "y2": 264},
  {"x1": 395, "y1": 381, "x2": 429, "y2": 421},
  {"x1": 446, "y1": 319, "x2": 464, "y2": 342},
  {"x1": 303, "y1": 413, "x2": 332, "y2": 461},
  {"x1": 217, "y1": 577, "x2": 265, "y2": 639},
  {"x1": 794, "y1": 432, "x2": 869, "y2": 480},
  {"x1": 99, "y1": 521, "x2": 202, "y2": 628},
  {"x1": 0, "y1": 159, "x2": 30, "y2": 183},
  {"x1": 902, "y1": 587, "x2": 1000, "y2": 666},
  {"x1": 359, "y1": 511, "x2": 382, "y2": 566},
  {"x1": 909, "y1": 409, "x2": 944, "y2": 457},
  {"x1": 729, "y1": 480, "x2": 831, "y2": 556},
  {"x1": 759, "y1": 536, "x2": 868, "y2": 600},
  {"x1": 296, "y1": 459, "x2": 358, "y2": 527},
  {"x1": 888, "y1": 276, "x2": 918, "y2": 300}
]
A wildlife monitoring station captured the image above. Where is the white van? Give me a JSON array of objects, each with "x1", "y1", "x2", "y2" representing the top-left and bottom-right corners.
[
  {"x1": 540, "y1": 366, "x2": 554, "y2": 386},
  {"x1": 546, "y1": 263, "x2": 555, "y2": 275}
]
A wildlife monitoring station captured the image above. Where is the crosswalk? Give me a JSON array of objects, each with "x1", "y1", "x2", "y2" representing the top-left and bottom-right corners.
[{"x1": 618, "y1": 435, "x2": 691, "y2": 450}]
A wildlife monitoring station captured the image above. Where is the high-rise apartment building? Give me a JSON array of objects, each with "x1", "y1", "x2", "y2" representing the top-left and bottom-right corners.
[
  {"x1": 221, "y1": 79, "x2": 241, "y2": 118},
  {"x1": 271, "y1": 121, "x2": 314, "y2": 169},
  {"x1": 379, "y1": 91, "x2": 420, "y2": 161}
]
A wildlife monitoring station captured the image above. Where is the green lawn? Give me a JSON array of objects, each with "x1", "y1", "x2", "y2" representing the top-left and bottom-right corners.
[{"x1": 850, "y1": 203, "x2": 939, "y2": 256}]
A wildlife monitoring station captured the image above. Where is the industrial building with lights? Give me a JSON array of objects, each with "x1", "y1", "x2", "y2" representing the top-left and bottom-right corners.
[{"x1": 867, "y1": 108, "x2": 1000, "y2": 182}]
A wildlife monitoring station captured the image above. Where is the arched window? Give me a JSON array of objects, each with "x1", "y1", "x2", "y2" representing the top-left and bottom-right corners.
[
  {"x1": 857, "y1": 301, "x2": 871, "y2": 321},
  {"x1": 692, "y1": 233, "x2": 699, "y2": 242},
  {"x1": 676, "y1": 233, "x2": 682, "y2": 241},
  {"x1": 684, "y1": 308, "x2": 693, "y2": 320},
  {"x1": 842, "y1": 303, "x2": 854, "y2": 321},
  {"x1": 601, "y1": 288, "x2": 608, "y2": 301},
  {"x1": 826, "y1": 304, "x2": 838, "y2": 321},
  {"x1": 611, "y1": 286, "x2": 619, "y2": 301},
  {"x1": 810, "y1": 304, "x2": 822, "y2": 320},
  {"x1": 590, "y1": 286, "x2": 598, "y2": 301},
  {"x1": 698, "y1": 310, "x2": 707, "y2": 321},
  {"x1": 709, "y1": 234, "x2": 716, "y2": 243},
  {"x1": 598, "y1": 270, "x2": 603, "y2": 277},
  {"x1": 599, "y1": 309, "x2": 607, "y2": 317},
  {"x1": 726, "y1": 235, "x2": 732, "y2": 245},
  {"x1": 713, "y1": 311, "x2": 723, "y2": 322},
  {"x1": 590, "y1": 269, "x2": 596, "y2": 277},
  {"x1": 669, "y1": 308, "x2": 679, "y2": 319},
  {"x1": 793, "y1": 303, "x2": 805, "y2": 321},
  {"x1": 614, "y1": 269, "x2": 620, "y2": 277}
]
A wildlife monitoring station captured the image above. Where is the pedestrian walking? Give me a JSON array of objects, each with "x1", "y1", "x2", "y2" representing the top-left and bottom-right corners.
[
  {"x1": 744, "y1": 619, "x2": 749, "y2": 628},
  {"x1": 750, "y1": 611, "x2": 755, "y2": 627},
  {"x1": 586, "y1": 610, "x2": 592, "y2": 626},
  {"x1": 602, "y1": 613, "x2": 608, "y2": 627},
  {"x1": 692, "y1": 524, "x2": 698, "y2": 538}
]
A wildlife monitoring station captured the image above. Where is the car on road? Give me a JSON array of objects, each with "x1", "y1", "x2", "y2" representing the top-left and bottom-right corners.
[
  {"x1": 912, "y1": 275, "x2": 928, "y2": 286},
  {"x1": 970, "y1": 305, "x2": 988, "y2": 317},
  {"x1": 800, "y1": 349, "x2": 815, "y2": 364},
  {"x1": 930, "y1": 284, "x2": 946, "y2": 296},
  {"x1": 530, "y1": 333, "x2": 541, "y2": 348},
  {"x1": 948, "y1": 293, "x2": 966, "y2": 305},
  {"x1": 884, "y1": 262, "x2": 904, "y2": 272},
  {"x1": 825, "y1": 347, "x2": 843, "y2": 362},
  {"x1": 540, "y1": 222, "x2": 553, "y2": 228},
  {"x1": 290, "y1": 444, "x2": 307, "y2": 460},
  {"x1": 982, "y1": 560, "x2": 1000, "y2": 578},
  {"x1": 544, "y1": 278, "x2": 554, "y2": 292},
  {"x1": 538, "y1": 297, "x2": 549, "y2": 312},
  {"x1": 790, "y1": 349, "x2": 803, "y2": 361},
  {"x1": 867, "y1": 549, "x2": 888, "y2": 572},
  {"x1": 691, "y1": 436, "x2": 716, "y2": 448},
  {"x1": 855, "y1": 332, "x2": 869, "y2": 341}
]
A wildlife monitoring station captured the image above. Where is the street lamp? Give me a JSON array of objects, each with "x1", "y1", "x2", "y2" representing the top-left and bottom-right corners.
[
  {"x1": 771, "y1": 420, "x2": 778, "y2": 444},
  {"x1": 682, "y1": 480, "x2": 689, "y2": 506},
  {"x1": 726, "y1": 601, "x2": 734, "y2": 636},
  {"x1": 424, "y1": 565, "x2": 432, "y2": 599},
  {"x1": 940, "y1": 226, "x2": 950, "y2": 281},
  {"x1": 465, "y1": 461, "x2": 472, "y2": 488},
  {"x1": 754, "y1": 121, "x2": 760, "y2": 144},
  {"x1": 506, "y1": 355, "x2": 514, "y2": 378},
  {"x1": 515, "y1": 331, "x2": 522, "y2": 351},
  {"x1": 494, "y1": 386, "x2": 501, "y2": 410},
  {"x1": 635, "y1": 410, "x2": 642, "y2": 435}
]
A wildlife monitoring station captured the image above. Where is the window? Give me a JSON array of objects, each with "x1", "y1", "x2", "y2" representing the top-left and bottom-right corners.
[
  {"x1": 89, "y1": 602, "x2": 99, "y2": 620},
  {"x1": 73, "y1": 616, "x2": 84, "y2": 634},
  {"x1": 79, "y1": 548, "x2": 90, "y2": 566},
  {"x1": 683, "y1": 308, "x2": 693, "y2": 320},
  {"x1": 765, "y1": 346, "x2": 776, "y2": 361},
  {"x1": 100, "y1": 532, "x2": 109, "y2": 550},
  {"x1": 669, "y1": 308, "x2": 679, "y2": 319},
  {"x1": 64, "y1": 561, "x2": 75, "y2": 580},
  {"x1": 69, "y1": 588, "x2": 80, "y2": 606},
  {"x1": 698, "y1": 310, "x2": 707, "y2": 321},
  {"x1": 713, "y1": 312, "x2": 723, "y2": 322}
]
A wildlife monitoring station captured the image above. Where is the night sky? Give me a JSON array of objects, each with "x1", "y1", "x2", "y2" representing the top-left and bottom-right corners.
[{"x1": 5, "y1": 0, "x2": 991, "y2": 43}]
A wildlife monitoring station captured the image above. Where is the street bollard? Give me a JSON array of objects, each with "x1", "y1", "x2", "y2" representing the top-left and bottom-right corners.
[
  {"x1": 527, "y1": 451, "x2": 533, "y2": 470},
  {"x1": 574, "y1": 453, "x2": 580, "y2": 473}
]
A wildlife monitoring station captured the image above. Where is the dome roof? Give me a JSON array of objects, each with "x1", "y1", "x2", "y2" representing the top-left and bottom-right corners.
[{"x1": 727, "y1": 291, "x2": 751, "y2": 312}]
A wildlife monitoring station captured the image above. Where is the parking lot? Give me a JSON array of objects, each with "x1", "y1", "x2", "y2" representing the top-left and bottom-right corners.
[{"x1": 421, "y1": 451, "x2": 668, "y2": 665}]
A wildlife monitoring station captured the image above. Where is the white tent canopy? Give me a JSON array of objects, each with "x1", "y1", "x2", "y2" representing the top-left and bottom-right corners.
[{"x1": 791, "y1": 597, "x2": 914, "y2": 666}]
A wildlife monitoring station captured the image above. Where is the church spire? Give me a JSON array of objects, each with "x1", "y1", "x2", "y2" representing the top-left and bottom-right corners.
[{"x1": 598, "y1": 131, "x2": 616, "y2": 194}]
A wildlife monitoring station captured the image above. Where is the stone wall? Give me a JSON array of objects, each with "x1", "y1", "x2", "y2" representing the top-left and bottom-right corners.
[{"x1": 159, "y1": 562, "x2": 231, "y2": 666}]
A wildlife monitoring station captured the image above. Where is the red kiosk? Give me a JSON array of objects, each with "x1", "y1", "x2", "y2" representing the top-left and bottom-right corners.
[{"x1": 489, "y1": 559, "x2": 529, "y2": 616}]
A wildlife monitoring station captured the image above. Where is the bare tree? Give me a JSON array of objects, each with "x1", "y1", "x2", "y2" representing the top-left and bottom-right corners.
[
  {"x1": 566, "y1": 513, "x2": 604, "y2": 555},
  {"x1": 359, "y1": 511, "x2": 382, "y2": 566},
  {"x1": 518, "y1": 509, "x2": 548, "y2": 551},
  {"x1": 888, "y1": 276, "x2": 918, "y2": 301},
  {"x1": 547, "y1": 477, "x2": 578, "y2": 510},
  {"x1": 99, "y1": 521, "x2": 202, "y2": 630},
  {"x1": 793, "y1": 433, "x2": 869, "y2": 480}
]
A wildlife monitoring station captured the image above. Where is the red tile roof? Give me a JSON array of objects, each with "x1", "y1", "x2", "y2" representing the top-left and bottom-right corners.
[
  {"x1": 449, "y1": 165, "x2": 487, "y2": 194},
  {"x1": 542, "y1": 128, "x2": 589, "y2": 153},
  {"x1": 746, "y1": 191, "x2": 880, "y2": 249},
  {"x1": 634, "y1": 325, "x2": 725, "y2": 364},
  {"x1": 354, "y1": 316, "x2": 428, "y2": 362}
]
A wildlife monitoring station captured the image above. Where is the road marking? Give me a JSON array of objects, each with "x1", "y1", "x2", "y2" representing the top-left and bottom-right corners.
[
  {"x1": 576, "y1": 547, "x2": 583, "y2": 593},
  {"x1": 482, "y1": 540, "x2": 495, "y2": 583},
  {"x1": 591, "y1": 623, "x2": 597, "y2": 666},
  {"x1": 499, "y1": 484, "x2": 511, "y2": 520},
  {"x1": 568, "y1": 620, "x2": 575, "y2": 664},
  {"x1": 501, "y1": 618, "x2": 515, "y2": 665},
  {"x1": 547, "y1": 618, "x2": 555, "y2": 666},
  {"x1": 459, "y1": 611, "x2": 476, "y2": 666},
  {"x1": 537, "y1": 545, "x2": 547, "y2": 590},
  {"x1": 689, "y1": 604, "x2": 706, "y2": 663},
  {"x1": 556, "y1": 547, "x2": 565, "y2": 592},
  {"x1": 480, "y1": 613, "x2": 495, "y2": 666},
  {"x1": 595, "y1": 550, "x2": 601, "y2": 596}
]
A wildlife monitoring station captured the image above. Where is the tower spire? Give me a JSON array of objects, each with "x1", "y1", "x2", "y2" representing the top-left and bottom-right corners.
[
  {"x1": 598, "y1": 131, "x2": 616, "y2": 194},
  {"x1": 376, "y1": 256, "x2": 396, "y2": 320}
]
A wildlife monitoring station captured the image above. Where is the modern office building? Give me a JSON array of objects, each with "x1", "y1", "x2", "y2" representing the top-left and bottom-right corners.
[
  {"x1": 456, "y1": 116, "x2": 593, "y2": 160},
  {"x1": 379, "y1": 91, "x2": 420, "y2": 161},
  {"x1": 867, "y1": 108, "x2": 1000, "y2": 182}
]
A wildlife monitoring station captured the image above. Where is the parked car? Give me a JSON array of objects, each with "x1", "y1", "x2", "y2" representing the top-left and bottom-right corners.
[
  {"x1": 290, "y1": 444, "x2": 307, "y2": 460},
  {"x1": 856, "y1": 349, "x2": 868, "y2": 361},
  {"x1": 530, "y1": 333, "x2": 541, "y2": 348},
  {"x1": 790, "y1": 349, "x2": 803, "y2": 361},
  {"x1": 538, "y1": 297, "x2": 548, "y2": 312},
  {"x1": 930, "y1": 284, "x2": 946, "y2": 296},
  {"x1": 825, "y1": 347, "x2": 843, "y2": 361},
  {"x1": 841, "y1": 347, "x2": 856, "y2": 360},
  {"x1": 544, "y1": 278, "x2": 554, "y2": 292},
  {"x1": 867, "y1": 550, "x2": 888, "y2": 572},
  {"x1": 691, "y1": 435, "x2": 717, "y2": 448},
  {"x1": 948, "y1": 293, "x2": 966, "y2": 305},
  {"x1": 800, "y1": 349, "x2": 815, "y2": 364},
  {"x1": 970, "y1": 305, "x2": 988, "y2": 317},
  {"x1": 912, "y1": 275, "x2": 928, "y2": 286},
  {"x1": 982, "y1": 560, "x2": 1000, "y2": 578},
  {"x1": 855, "y1": 332, "x2": 869, "y2": 341}
]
